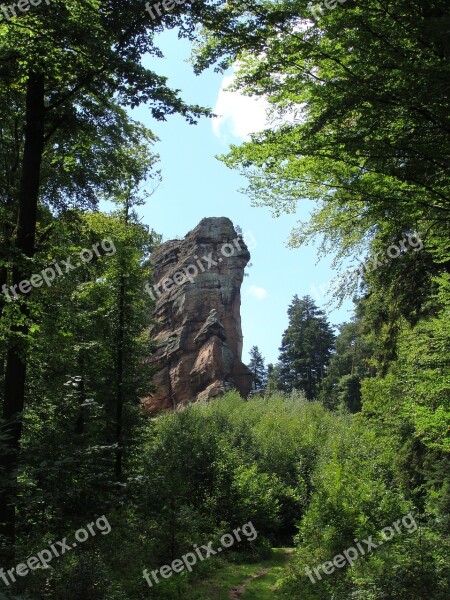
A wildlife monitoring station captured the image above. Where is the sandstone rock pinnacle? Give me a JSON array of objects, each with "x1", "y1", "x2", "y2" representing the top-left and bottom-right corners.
[{"x1": 142, "y1": 217, "x2": 253, "y2": 412}]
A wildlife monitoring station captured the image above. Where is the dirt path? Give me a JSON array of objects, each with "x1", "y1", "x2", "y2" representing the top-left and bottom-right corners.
[
  {"x1": 229, "y1": 568, "x2": 269, "y2": 599},
  {"x1": 229, "y1": 549, "x2": 294, "y2": 599}
]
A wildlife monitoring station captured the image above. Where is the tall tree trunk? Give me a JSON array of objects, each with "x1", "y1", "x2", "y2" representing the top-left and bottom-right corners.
[
  {"x1": 115, "y1": 202, "x2": 129, "y2": 479},
  {"x1": 0, "y1": 72, "x2": 45, "y2": 561},
  {"x1": 115, "y1": 271, "x2": 125, "y2": 479},
  {"x1": 75, "y1": 355, "x2": 86, "y2": 435}
]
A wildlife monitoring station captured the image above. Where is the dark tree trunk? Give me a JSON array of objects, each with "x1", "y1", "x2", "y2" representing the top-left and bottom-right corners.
[
  {"x1": 115, "y1": 202, "x2": 128, "y2": 480},
  {"x1": 75, "y1": 355, "x2": 86, "y2": 435},
  {"x1": 115, "y1": 272, "x2": 125, "y2": 479},
  {"x1": 0, "y1": 72, "x2": 45, "y2": 562}
]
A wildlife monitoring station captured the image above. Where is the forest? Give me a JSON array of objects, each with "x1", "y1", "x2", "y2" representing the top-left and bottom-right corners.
[{"x1": 0, "y1": 0, "x2": 449, "y2": 598}]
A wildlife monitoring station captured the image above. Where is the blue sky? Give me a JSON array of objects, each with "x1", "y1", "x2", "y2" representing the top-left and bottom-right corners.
[{"x1": 127, "y1": 29, "x2": 354, "y2": 365}]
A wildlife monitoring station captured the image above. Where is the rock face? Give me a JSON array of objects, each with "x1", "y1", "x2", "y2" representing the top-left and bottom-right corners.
[{"x1": 142, "y1": 217, "x2": 253, "y2": 412}]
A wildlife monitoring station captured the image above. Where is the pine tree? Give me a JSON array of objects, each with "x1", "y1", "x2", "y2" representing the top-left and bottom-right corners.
[
  {"x1": 277, "y1": 295, "x2": 335, "y2": 399},
  {"x1": 247, "y1": 345, "x2": 267, "y2": 391}
]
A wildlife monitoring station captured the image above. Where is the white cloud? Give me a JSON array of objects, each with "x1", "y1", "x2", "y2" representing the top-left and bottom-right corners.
[
  {"x1": 212, "y1": 69, "x2": 305, "y2": 143},
  {"x1": 212, "y1": 72, "x2": 270, "y2": 142},
  {"x1": 247, "y1": 285, "x2": 268, "y2": 300}
]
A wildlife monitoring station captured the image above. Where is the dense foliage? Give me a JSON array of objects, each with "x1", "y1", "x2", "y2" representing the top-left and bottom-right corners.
[
  {"x1": 0, "y1": 0, "x2": 449, "y2": 598},
  {"x1": 4, "y1": 386, "x2": 448, "y2": 599},
  {"x1": 194, "y1": 0, "x2": 450, "y2": 597}
]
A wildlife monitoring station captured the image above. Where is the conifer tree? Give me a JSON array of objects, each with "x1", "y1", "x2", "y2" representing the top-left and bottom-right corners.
[
  {"x1": 277, "y1": 295, "x2": 335, "y2": 399},
  {"x1": 247, "y1": 345, "x2": 267, "y2": 391}
]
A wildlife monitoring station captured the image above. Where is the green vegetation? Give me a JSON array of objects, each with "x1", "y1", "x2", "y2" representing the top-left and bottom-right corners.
[
  {"x1": 190, "y1": 547, "x2": 292, "y2": 599},
  {"x1": 1, "y1": 0, "x2": 449, "y2": 598},
  {"x1": 3, "y1": 387, "x2": 448, "y2": 598}
]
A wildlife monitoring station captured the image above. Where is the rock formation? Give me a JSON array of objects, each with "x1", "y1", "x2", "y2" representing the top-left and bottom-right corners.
[{"x1": 142, "y1": 217, "x2": 253, "y2": 412}]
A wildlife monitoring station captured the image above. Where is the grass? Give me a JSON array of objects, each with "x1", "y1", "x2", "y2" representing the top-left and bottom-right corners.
[{"x1": 190, "y1": 548, "x2": 293, "y2": 600}]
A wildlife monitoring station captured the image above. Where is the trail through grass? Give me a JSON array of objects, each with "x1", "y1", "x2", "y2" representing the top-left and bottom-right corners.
[{"x1": 190, "y1": 548, "x2": 293, "y2": 600}]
